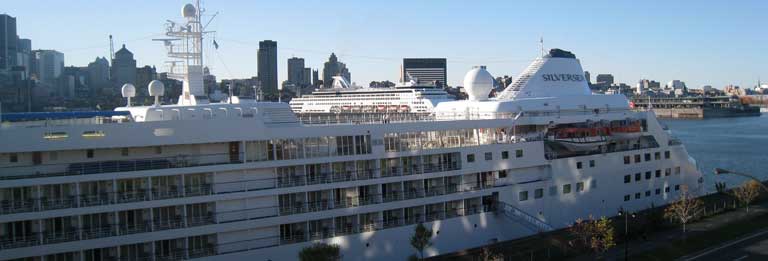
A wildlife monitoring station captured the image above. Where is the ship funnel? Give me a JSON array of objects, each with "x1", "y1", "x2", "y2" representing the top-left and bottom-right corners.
[{"x1": 496, "y1": 48, "x2": 591, "y2": 100}]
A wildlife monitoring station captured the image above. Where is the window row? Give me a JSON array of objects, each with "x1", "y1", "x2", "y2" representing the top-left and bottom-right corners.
[
  {"x1": 623, "y1": 150, "x2": 671, "y2": 165},
  {"x1": 623, "y1": 184, "x2": 681, "y2": 201},
  {"x1": 519, "y1": 179, "x2": 596, "y2": 201},
  {"x1": 623, "y1": 166, "x2": 681, "y2": 183}
]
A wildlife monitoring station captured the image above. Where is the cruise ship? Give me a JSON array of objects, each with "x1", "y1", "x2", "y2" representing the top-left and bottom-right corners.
[
  {"x1": 0, "y1": 3, "x2": 704, "y2": 261},
  {"x1": 289, "y1": 77, "x2": 452, "y2": 114}
]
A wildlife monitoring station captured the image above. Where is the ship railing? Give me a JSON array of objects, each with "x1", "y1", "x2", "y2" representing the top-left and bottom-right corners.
[
  {"x1": 216, "y1": 236, "x2": 280, "y2": 255},
  {"x1": 81, "y1": 226, "x2": 118, "y2": 240},
  {"x1": 382, "y1": 192, "x2": 402, "y2": 203},
  {"x1": 79, "y1": 193, "x2": 112, "y2": 207},
  {"x1": 0, "y1": 199, "x2": 37, "y2": 214},
  {"x1": 117, "y1": 190, "x2": 150, "y2": 204},
  {"x1": 0, "y1": 152, "x2": 238, "y2": 180},
  {"x1": 39, "y1": 196, "x2": 77, "y2": 211},
  {"x1": 188, "y1": 246, "x2": 218, "y2": 259},
  {"x1": 151, "y1": 188, "x2": 183, "y2": 200},
  {"x1": 152, "y1": 217, "x2": 186, "y2": 231},
  {"x1": 498, "y1": 202, "x2": 553, "y2": 232},
  {"x1": 42, "y1": 229, "x2": 80, "y2": 244},
  {"x1": 0, "y1": 235, "x2": 40, "y2": 250}
]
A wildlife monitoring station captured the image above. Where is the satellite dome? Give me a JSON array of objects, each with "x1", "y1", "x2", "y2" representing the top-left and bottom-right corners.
[
  {"x1": 182, "y1": 4, "x2": 197, "y2": 18},
  {"x1": 148, "y1": 80, "x2": 165, "y2": 96},
  {"x1": 121, "y1": 83, "x2": 136, "y2": 98},
  {"x1": 463, "y1": 66, "x2": 494, "y2": 101}
]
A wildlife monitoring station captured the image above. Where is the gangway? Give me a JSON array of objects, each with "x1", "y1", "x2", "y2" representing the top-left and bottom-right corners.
[{"x1": 497, "y1": 202, "x2": 553, "y2": 233}]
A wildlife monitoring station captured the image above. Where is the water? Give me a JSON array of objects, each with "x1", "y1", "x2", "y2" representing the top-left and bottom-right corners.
[{"x1": 661, "y1": 114, "x2": 768, "y2": 192}]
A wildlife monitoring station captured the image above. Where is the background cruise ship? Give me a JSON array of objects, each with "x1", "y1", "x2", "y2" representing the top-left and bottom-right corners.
[
  {"x1": 0, "y1": 3, "x2": 703, "y2": 261},
  {"x1": 289, "y1": 76, "x2": 452, "y2": 114}
]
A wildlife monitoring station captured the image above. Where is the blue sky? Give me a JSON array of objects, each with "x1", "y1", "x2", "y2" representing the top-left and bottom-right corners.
[{"x1": 5, "y1": 0, "x2": 767, "y2": 88}]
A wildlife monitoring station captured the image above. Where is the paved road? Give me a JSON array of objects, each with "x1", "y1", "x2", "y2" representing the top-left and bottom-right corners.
[{"x1": 684, "y1": 228, "x2": 768, "y2": 261}]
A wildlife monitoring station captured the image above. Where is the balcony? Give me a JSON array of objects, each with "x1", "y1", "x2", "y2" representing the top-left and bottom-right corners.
[{"x1": 0, "y1": 153, "x2": 238, "y2": 181}]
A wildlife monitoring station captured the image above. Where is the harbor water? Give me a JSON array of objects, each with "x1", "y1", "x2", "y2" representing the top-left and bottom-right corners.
[{"x1": 661, "y1": 114, "x2": 768, "y2": 193}]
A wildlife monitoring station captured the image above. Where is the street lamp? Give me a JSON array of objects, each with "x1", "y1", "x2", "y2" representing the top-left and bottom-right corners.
[
  {"x1": 618, "y1": 210, "x2": 636, "y2": 261},
  {"x1": 714, "y1": 168, "x2": 768, "y2": 193}
]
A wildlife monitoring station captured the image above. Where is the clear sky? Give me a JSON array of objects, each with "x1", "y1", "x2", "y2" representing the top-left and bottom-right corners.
[{"x1": 5, "y1": 0, "x2": 767, "y2": 88}]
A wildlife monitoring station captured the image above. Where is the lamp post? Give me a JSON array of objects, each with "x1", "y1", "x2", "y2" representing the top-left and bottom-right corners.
[
  {"x1": 714, "y1": 168, "x2": 768, "y2": 193},
  {"x1": 618, "y1": 210, "x2": 636, "y2": 261}
]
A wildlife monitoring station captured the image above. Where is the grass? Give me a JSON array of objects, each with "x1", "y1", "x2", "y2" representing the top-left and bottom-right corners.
[{"x1": 631, "y1": 211, "x2": 768, "y2": 260}]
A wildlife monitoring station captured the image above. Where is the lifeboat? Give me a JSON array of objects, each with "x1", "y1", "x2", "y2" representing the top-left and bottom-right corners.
[
  {"x1": 387, "y1": 105, "x2": 399, "y2": 112},
  {"x1": 399, "y1": 105, "x2": 410, "y2": 113},
  {"x1": 376, "y1": 105, "x2": 387, "y2": 111},
  {"x1": 609, "y1": 121, "x2": 642, "y2": 140},
  {"x1": 341, "y1": 105, "x2": 352, "y2": 111},
  {"x1": 549, "y1": 126, "x2": 609, "y2": 152}
]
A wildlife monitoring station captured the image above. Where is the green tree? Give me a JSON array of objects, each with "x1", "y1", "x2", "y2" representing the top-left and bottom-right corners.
[
  {"x1": 589, "y1": 217, "x2": 616, "y2": 253},
  {"x1": 410, "y1": 223, "x2": 433, "y2": 260},
  {"x1": 298, "y1": 243, "x2": 340, "y2": 261}
]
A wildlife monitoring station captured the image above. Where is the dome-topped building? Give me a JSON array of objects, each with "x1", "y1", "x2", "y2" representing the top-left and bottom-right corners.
[{"x1": 111, "y1": 44, "x2": 137, "y2": 90}]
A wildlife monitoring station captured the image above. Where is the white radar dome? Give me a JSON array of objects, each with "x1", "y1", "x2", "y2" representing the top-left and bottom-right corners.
[
  {"x1": 463, "y1": 66, "x2": 494, "y2": 101},
  {"x1": 182, "y1": 4, "x2": 197, "y2": 18},
  {"x1": 121, "y1": 83, "x2": 136, "y2": 98},
  {"x1": 148, "y1": 80, "x2": 165, "y2": 96}
]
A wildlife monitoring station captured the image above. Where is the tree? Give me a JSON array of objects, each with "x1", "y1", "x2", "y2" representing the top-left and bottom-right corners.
[
  {"x1": 589, "y1": 217, "x2": 616, "y2": 254},
  {"x1": 664, "y1": 185, "x2": 703, "y2": 233},
  {"x1": 298, "y1": 243, "x2": 340, "y2": 261},
  {"x1": 568, "y1": 215, "x2": 615, "y2": 253},
  {"x1": 732, "y1": 180, "x2": 761, "y2": 212},
  {"x1": 410, "y1": 223, "x2": 433, "y2": 260},
  {"x1": 478, "y1": 246, "x2": 503, "y2": 261}
]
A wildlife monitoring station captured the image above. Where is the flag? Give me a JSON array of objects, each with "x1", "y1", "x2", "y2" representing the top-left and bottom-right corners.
[{"x1": 213, "y1": 40, "x2": 219, "y2": 49}]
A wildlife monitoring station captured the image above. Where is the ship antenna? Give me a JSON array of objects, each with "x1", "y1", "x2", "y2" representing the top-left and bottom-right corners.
[{"x1": 539, "y1": 37, "x2": 544, "y2": 57}]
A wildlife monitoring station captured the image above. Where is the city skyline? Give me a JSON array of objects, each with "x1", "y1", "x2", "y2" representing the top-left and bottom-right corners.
[{"x1": 3, "y1": 0, "x2": 767, "y2": 88}]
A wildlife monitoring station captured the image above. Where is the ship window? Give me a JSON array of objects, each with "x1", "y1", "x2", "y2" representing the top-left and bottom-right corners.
[
  {"x1": 549, "y1": 186, "x2": 557, "y2": 196},
  {"x1": 563, "y1": 184, "x2": 572, "y2": 194},
  {"x1": 624, "y1": 175, "x2": 631, "y2": 183},
  {"x1": 516, "y1": 149, "x2": 523, "y2": 158},
  {"x1": 155, "y1": 146, "x2": 163, "y2": 154},
  {"x1": 484, "y1": 152, "x2": 493, "y2": 161},
  {"x1": 665, "y1": 151, "x2": 671, "y2": 159},
  {"x1": 624, "y1": 156, "x2": 630, "y2": 164},
  {"x1": 519, "y1": 191, "x2": 528, "y2": 201},
  {"x1": 501, "y1": 151, "x2": 509, "y2": 159},
  {"x1": 665, "y1": 168, "x2": 671, "y2": 176},
  {"x1": 645, "y1": 172, "x2": 651, "y2": 180},
  {"x1": 534, "y1": 188, "x2": 544, "y2": 199},
  {"x1": 576, "y1": 182, "x2": 584, "y2": 192},
  {"x1": 655, "y1": 152, "x2": 661, "y2": 160},
  {"x1": 634, "y1": 173, "x2": 641, "y2": 181},
  {"x1": 634, "y1": 155, "x2": 641, "y2": 163},
  {"x1": 154, "y1": 128, "x2": 174, "y2": 137},
  {"x1": 635, "y1": 193, "x2": 641, "y2": 199},
  {"x1": 467, "y1": 154, "x2": 475, "y2": 163},
  {"x1": 591, "y1": 179, "x2": 597, "y2": 189},
  {"x1": 82, "y1": 131, "x2": 106, "y2": 139},
  {"x1": 656, "y1": 189, "x2": 661, "y2": 195},
  {"x1": 49, "y1": 151, "x2": 58, "y2": 161},
  {"x1": 675, "y1": 185, "x2": 680, "y2": 191},
  {"x1": 86, "y1": 149, "x2": 94, "y2": 158},
  {"x1": 665, "y1": 186, "x2": 670, "y2": 193},
  {"x1": 656, "y1": 170, "x2": 661, "y2": 178},
  {"x1": 121, "y1": 148, "x2": 129, "y2": 156},
  {"x1": 624, "y1": 195, "x2": 630, "y2": 201},
  {"x1": 644, "y1": 153, "x2": 651, "y2": 161},
  {"x1": 589, "y1": 160, "x2": 595, "y2": 168},
  {"x1": 498, "y1": 170, "x2": 507, "y2": 178},
  {"x1": 645, "y1": 190, "x2": 651, "y2": 197},
  {"x1": 675, "y1": 166, "x2": 681, "y2": 175},
  {"x1": 44, "y1": 132, "x2": 68, "y2": 140},
  {"x1": 10, "y1": 153, "x2": 18, "y2": 163},
  {"x1": 576, "y1": 162, "x2": 583, "y2": 169}
]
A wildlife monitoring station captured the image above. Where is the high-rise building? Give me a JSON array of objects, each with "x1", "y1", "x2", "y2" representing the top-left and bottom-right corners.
[
  {"x1": 312, "y1": 69, "x2": 319, "y2": 87},
  {"x1": 287, "y1": 57, "x2": 305, "y2": 85},
  {"x1": 322, "y1": 53, "x2": 350, "y2": 88},
  {"x1": 87, "y1": 57, "x2": 110, "y2": 90},
  {"x1": 595, "y1": 74, "x2": 614, "y2": 85},
  {"x1": 302, "y1": 68, "x2": 311, "y2": 86},
  {"x1": 61, "y1": 66, "x2": 89, "y2": 98},
  {"x1": 402, "y1": 58, "x2": 447, "y2": 86},
  {"x1": 32, "y1": 49, "x2": 64, "y2": 86},
  {"x1": 111, "y1": 44, "x2": 137, "y2": 88},
  {"x1": 257, "y1": 40, "x2": 277, "y2": 96},
  {"x1": 0, "y1": 14, "x2": 19, "y2": 70},
  {"x1": 16, "y1": 38, "x2": 31, "y2": 76}
]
